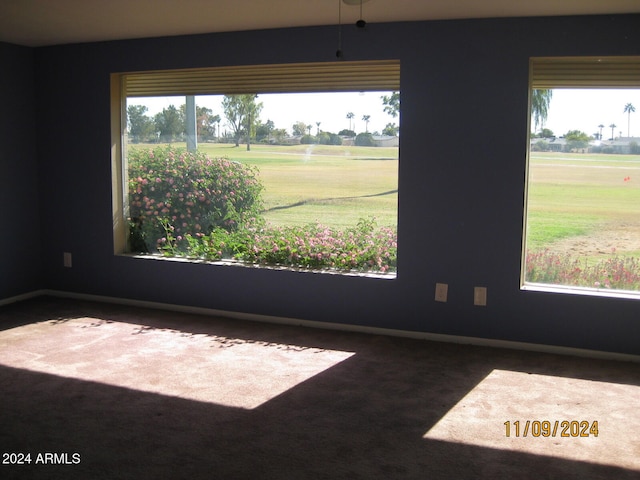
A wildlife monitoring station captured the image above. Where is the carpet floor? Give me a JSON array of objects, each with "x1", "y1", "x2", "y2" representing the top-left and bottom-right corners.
[{"x1": 0, "y1": 296, "x2": 639, "y2": 479}]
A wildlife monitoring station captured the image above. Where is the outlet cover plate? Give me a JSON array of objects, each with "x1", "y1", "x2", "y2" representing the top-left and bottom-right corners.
[
  {"x1": 474, "y1": 286, "x2": 487, "y2": 306},
  {"x1": 435, "y1": 283, "x2": 448, "y2": 302}
]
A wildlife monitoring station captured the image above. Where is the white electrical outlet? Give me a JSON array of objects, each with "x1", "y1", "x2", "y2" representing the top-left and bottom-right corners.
[
  {"x1": 474, "y1": 286, "x2": 487, "y2": 306},
  {"x1": 435, "y1": 283, "x2": 448, "y2": 302},
  {"x1": 63, "y1": 252, "x2": 73, "y2": 268}
]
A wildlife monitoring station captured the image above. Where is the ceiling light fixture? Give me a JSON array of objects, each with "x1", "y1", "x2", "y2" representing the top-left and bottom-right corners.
[
  {"x1": 342, "y1": 0, "x2": 371, "y2": 29},
  {"x1": 336, "y1": 0, "x2": 371, "y2": 59}
]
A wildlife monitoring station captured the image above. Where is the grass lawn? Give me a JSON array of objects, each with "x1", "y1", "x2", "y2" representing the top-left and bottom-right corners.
[
  {"x1": 524, "y1": 152, "x2": 640, "y2": 290},
  {"x1": 526, "y1": 151, "x2": 640, "y2": 259},
  {"x1": 130, "y1": 142, "x2": 398, "y2": 229}
]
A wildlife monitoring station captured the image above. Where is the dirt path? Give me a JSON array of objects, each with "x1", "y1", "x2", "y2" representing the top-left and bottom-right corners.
[{"x1": 549, "y1": 220, "x2": 640, "y2": 256}]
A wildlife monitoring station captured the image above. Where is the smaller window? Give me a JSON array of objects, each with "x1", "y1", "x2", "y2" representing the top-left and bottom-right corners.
[{"x1": 522, "y1": 57, "x2": 640, "y2": 297}]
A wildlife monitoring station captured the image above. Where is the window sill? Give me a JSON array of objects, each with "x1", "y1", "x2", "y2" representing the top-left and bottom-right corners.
[
  {"x1": 522, "y1": 282, "x2": 640, "y2": 301},
  {"x1": 118, "y1": 253, "x2": 397, "y2": 280}
]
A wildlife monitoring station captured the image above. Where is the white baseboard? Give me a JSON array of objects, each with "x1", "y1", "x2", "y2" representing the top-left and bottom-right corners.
[
  {"x1": 0, "y1": 289, "x2": 48, "y2": 307},
  {"x1": 5, "y1": 289, "x2": 640, "y2": 363}
]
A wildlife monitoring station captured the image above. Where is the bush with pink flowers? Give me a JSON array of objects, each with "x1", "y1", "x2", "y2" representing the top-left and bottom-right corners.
[
  {"x1": 525, "y1": 250, "x2": 640, "y2": 291},
  {"x1": 127, "y1": 146, "x2": 397, "y2": 274},
  {"x1": 160, "y1": 217, "x2": 397, "y2": 273},
  {"x1": 127, "y1": 145, "x2": 263, "y2": 252}
]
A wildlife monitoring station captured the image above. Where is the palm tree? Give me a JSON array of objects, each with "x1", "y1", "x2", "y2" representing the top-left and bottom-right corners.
[
  {"x1": 624, "y1": 103, "x2": 636, "y2": 137},
  {"x1": 316, "y1": 122, "x2": 321, "y2": 135},
  {"x1": 609, "y1": 123, "x2": 617, "y2": 140},
  {"x1": 362, "y1": 114, "x2": 370, "y2": 133},
  {"x1": 598, "y1": 124, "x2": 604, "y2": 140},
  {"x1": 531, "y1": 89, "x2": 553, "y2": 132},
  {"x1": 346, "y1": 112, "x2": 355, "y2": 131}
]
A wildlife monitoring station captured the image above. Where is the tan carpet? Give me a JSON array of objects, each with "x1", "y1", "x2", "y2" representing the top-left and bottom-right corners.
[{"x1": 1, "y1": 296, "x2": 639, "y2": 479}]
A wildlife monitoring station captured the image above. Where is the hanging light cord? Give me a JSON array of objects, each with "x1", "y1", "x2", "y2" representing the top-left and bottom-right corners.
[
  {"x1": 336, "y1": 0, "x2": 343, "y2": 58},
  {"x1": 356, "y1": 0, "x2": 366, "y2": 28}
]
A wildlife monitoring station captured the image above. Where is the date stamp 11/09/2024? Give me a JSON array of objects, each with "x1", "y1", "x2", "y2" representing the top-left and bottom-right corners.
[
  {"x1": 504, "y1": 420, "x2": 599, "y2": 438},
  {"x1": 3, "y1": 421, "x2": 601, "y2": 465}
]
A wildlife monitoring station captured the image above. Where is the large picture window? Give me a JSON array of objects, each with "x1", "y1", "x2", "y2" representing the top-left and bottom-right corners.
[
  {"x1": 112, "y1": 61, "x2": 400, "y2": 276},
  {"x1": 522, "y1": 57, "x2": 640, "y2": 296}
]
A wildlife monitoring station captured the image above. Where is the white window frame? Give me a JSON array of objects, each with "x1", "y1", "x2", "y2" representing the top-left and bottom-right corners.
[
  {"x1": 521, "y1": 56, "x2": 640, "y2": 299},
  {"x1": 111, "y1": 60, "x2": 401, "y2": 267}
]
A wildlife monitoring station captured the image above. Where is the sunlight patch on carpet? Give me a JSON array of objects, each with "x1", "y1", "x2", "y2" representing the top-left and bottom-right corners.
[
  {"x1": 0, "y1": 317, "x2": 354, "y2": 409},
  {"x1": 423, "y1": 369, "x2": 640, "y2": 470}
]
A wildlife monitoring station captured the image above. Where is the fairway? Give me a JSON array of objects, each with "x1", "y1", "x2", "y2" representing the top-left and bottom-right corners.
[
  {"x1": 130, "y1": 142, "x2": 398, "y2": 229},
  {"x1": 526, "y1": 152, "x2": 640, "y2": 259}
]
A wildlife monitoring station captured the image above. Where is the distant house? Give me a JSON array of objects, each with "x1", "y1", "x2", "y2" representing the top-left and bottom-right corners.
[
  {"x1": 341, "y1": 136, "x2": 355, "y2": 146},
  {"x1": 282, "y1": 135, "x2": 302, "y2": 145},
  {"x1": 529, "y1": 136, "x2": 640, "y2": 154},
  {"x1": 372, "y1": 135, "x2": 399, "y2": 147},
  {"x1": 530, "y1": 136, "x2": 566, "y2": 152},
  {"x1": 597, "y1": 137, "x2": 640, "y2": 154}
]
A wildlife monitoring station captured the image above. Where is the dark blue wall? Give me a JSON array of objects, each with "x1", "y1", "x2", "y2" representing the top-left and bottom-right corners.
[
  {"x1": 29, "y1": 15, "x2": 640, "y2": 354},
  {"x1": 0, "y1": 42, "x2": 41, "y2": 298}
]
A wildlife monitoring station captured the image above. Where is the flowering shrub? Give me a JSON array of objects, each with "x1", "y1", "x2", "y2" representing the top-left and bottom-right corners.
[
  {"x1": 127, "y1": 145, "x2": 397, "y2": 274},
  {"x1": 525, "y1": 250, "x2": 640, "y2": 291},
  {"x1": 127, "y1": 146, "x2": 263, "y2": 252},
  {"x1": 159, "y1": 217, "x2": 397, "y2": 273},
  {"x1": 240, "y1": 218, "x2": 397, "y2": 273}
]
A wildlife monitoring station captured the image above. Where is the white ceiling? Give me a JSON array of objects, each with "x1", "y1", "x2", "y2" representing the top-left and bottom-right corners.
[{"x1": 1, "y1": 0, "x2": 640, "y2": 47}]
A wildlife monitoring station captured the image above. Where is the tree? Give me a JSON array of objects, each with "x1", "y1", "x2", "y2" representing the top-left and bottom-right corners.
[
  {"x1": 362, "y1": 114, "x2": 370, "y2": 133},
  {"x1": 531, "y1": 89, "x2": 553, "y2": 132},
  {"x1": 338, "y1": 129, "x2": 356, "y2": 137},
  {"x1": 381, "y1": 91, "x2": 400, "y2": 118},
  {"x1": 624, "y1": 103, "x2": 636, "y2": 137},
  {"x1": 292, "y1": 121, "x2": 307, "y2": 136},
  {"x1": 317, "y1": 132, "x2": 342, "y2": 145},
  {"x1": 598, "y1": 124, "x2": 604, "y2": 140},
  {"x1": 355, "y1": 132, "x2": 375, "y2": 146},
  {"x1": 609, "y1": 123, "x2": 617, "y2": 140},
  {"x1": 154, "y1": 105, "x2": 184, "y2": 142},
  {"x1": 255, "y1": 119, "x2": 275, "y2": 143},
  {"x1": 539, "y1": 128, "x2": 554, "y2": 138},
  {"x1": 346, "y1": 112, "x2": 355, "y2": 131},
  {"x1": 127, "y1": 105, "x2": 155, "y2": 143},
  {"x1": 270, "y1": 128, "x2": 287, "y2": 144},
  {"x1": 180, "y1": 105, "x2": 220, "y2": 141},
  {"x1": 382, "y1": 122, "x2": 398, "y2": 136},
  {"x1": 316, "y1": 122, "x2": 321, "y2": 135},
  {"x1": 196, "y1": 108, "x2": 218, "y2": 141},
  {"x1": 222, "y1": 94, "x2": 263, "y2": 149},
  {"x1": 564, "y1": 130, "x2": 590, "y2": 151}
]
